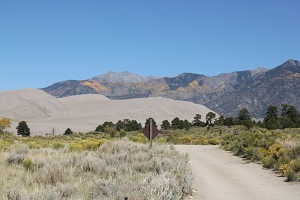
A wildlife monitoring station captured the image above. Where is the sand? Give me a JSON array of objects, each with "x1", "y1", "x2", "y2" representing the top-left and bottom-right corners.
[
  {"x1": 176, "y1": 145, "x2": 300, "y2": 200},
  {"x1": 0, "y1": 88, "x2": 216, "y2": 135}
]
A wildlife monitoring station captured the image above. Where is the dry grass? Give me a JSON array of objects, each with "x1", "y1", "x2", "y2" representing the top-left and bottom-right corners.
[{"x1": 1, "y1": 139, "x2": 192, "y2": 200}]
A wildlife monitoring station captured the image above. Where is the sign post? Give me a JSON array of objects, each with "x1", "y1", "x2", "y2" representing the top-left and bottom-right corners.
[
  {"x1": 150, "y1": 118, "x2": 153, "y2": 148},
  {"x1": 142, "y1": 118, "x2": 160, "y2": 149}
]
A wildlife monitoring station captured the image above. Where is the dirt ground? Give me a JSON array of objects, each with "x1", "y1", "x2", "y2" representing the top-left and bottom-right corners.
[{"x1": 175, "y1": 145, "x2": 300, "y2": 200}]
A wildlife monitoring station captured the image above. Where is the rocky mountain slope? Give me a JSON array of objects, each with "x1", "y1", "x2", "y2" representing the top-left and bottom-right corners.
[
  {"x1": 42, "y1": 59, "x2": 300, "y2": 117},
  {"x1": 206, "y1": 59, "x2": 300, "y2": 117}
]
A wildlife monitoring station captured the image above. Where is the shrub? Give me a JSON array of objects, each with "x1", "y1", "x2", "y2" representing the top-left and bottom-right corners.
[
  {"x1": 208, "y1": 138, "x2": 221, "y2": 145},
  {"x1": 250, "y1": 147, "x2": 266, "y2": 163},
  {"x1": 33, "y1": 160, "x2": 71, "y2": 185},
  {"x1": 193, "y1": 137, "x2": 209, "y2": 145},
  {"x1": 285, "y1": 158, "x2": 300, "y2": 181},
  {"x1": 90, "y1": 140, "x2": 192, "y2": 199},
  {"x1": 6, "y1": 153, "x2": 28, "y2": 165},
  {"x1": 76, "y1": 154, "x2": 105, "y2": 173},
  {"x1": 27, "y1": 183, "x2": 74, "y2": 199},
  {"x1": 52, "y1": 142, "x2": 65, "y2": 149},
  {"x1": 23, "y1": 157, "x2": 33, "y2": 171},
  {"x1": 0, "y1": 140, "x2": 13, "y2": 151},
  {"x1": 180, "y1": 136, "x2": 192, "y2": 144},
  {"x1": 1, "y1": 139, "x2": 192, "y2": 199},
  {"x1": 69, "y1": 138, "x2": 105, "y2": 151},
  {"x1": 280, "y1": 163, "x2": 289, "y2": 177},
  {"x1": 155, "y1": 137, "x2": 166, "y2": 144},
  {"x1": 263, "y1": 155, "x2": 276, "y2": 169},
  {"x1": 129, "y1": 133, "x2": 148, "y2": 144},
  {"x1": 7, "y1": 188, "x2": 22, "y2": 200}
]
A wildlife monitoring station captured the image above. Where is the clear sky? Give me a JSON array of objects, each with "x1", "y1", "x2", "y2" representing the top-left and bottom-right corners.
[{"x1": 1, "y1": 0, "x2": 299, "y2": 91}]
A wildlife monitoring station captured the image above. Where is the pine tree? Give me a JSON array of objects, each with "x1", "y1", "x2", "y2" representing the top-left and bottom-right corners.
[
  {"x1": 16, "y1": 121, "x2": 30, "y2": 137},
  {"x1": 161, "y1": 120, "x2": 171, "y2": 130},
  {"x1": 236, "y1": 108, "x2": 253, "y2": 129},
  {"x1": 64, "y1": 128, "x2": 73, "y2": 135}
]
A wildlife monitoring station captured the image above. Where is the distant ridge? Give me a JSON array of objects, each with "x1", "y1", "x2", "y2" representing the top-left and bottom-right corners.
[
  {"x1": 92, "y1": 71, "x2": 161, "y2": 83},
  {"x1": 42, "y1": 59, "x2": 300, "y2": 117}
]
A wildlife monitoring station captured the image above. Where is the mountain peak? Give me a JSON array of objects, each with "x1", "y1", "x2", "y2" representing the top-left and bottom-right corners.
[
  {"x1": 266, "y1": 59, "x2": 300, "y2": 77},
  {"x1": 92, "y1": 71, "x2": 159, "y2": 83},
  {"x1": 283, "y1": 59, "x2": 299, "y2": 66}
]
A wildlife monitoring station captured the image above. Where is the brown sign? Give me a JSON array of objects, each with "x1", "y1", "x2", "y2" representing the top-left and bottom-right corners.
[{"x1": 142, "y1": 125, "x2": 160, "y2": 140}]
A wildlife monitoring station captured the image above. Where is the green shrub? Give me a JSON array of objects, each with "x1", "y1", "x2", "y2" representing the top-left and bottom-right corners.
[
  {"x1": 23, "y1": 157, "x2": 33, "y2": 171},
  {"x1": 193, "y1": 137, "x2": 208, "y2": 145},
  {"x1": 263, "y1": 155, "x2": 276, "y2": 168},
  {"x1": 198, "y1": 137, "x2": 209, "y2": 145},
  {"x1": 129, "y1": 133, "x2": 148, "y2": 144},
  {"x1": 250, "y1": 147, "x2": 266, "y2": 163},
  {"x1": 0, "y1": 140, "x2": 12, "y2": 151},
  {"x1": 69, "y1": 138, "x2": 103, "y2": 151},
  {"x1": 285, "y1": 158, "x2": 300, "y2": 181},
  {"x1": 208, "y1": 138, "x2": 221, "y2": 145},
  {"x1": 180, "y1": 136, "x2": 192, "y2": 144},
  {"x1": 52, "y1": 142, "x2": 65, "y2": 149},
  {"x1": 154, "y1": 137, "x2": 166, "y2": 144}
]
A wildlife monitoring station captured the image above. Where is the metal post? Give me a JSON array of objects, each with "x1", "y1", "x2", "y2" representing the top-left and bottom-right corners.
[{"x1": 150, "y1": 118, "x2": 153, "y2": 149}]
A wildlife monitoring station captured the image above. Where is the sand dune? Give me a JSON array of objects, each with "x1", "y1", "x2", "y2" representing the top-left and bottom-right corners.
[{"x1": 0, "y1": 88, "x2": 217, "y2": 135}]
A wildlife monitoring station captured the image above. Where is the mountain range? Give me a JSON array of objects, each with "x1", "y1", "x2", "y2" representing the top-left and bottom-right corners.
[{"x1": 42, "y1": 59, "x2": 300, "y2": 117}]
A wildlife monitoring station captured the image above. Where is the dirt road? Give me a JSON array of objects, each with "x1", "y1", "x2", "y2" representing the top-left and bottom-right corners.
[{"x1": 175, "y1": 145, "x2": 300, "y2": 200}]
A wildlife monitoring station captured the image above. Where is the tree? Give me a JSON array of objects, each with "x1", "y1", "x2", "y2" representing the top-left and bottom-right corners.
[
  {"x1": 64, "y1": 128, "x2": 73, "y2": 135},
  {"x1": 16, "y1": 121, "x2": 30, "y2": 137},
  {"x1": 236, "y1": 108, "x2": 253, "y2": 129},
  {"x1": 264, "y1": 105, "x2": 280, "y2": 130},
  {"x1": 95, "y1": 121, "x2": 114, "y2": 132},
  {"x1": 223, "y1": 117, "x2": 235, "y2": 126},
  {"x1": 0, "y1": 118, "x2": 11, "y2": 133},
  {"x1": 161, "y1": 120, "x2": 171, "y2": 130},
  {"x1": 145, "y1": 118, "x2": 157, "y2": 127},
  {"x1": 280, "y1": 117, "x2": 294, "y2": 129},
  {"x1": 183, "y1": 119, "x2": 192, "y2": 130},
  {"x1": 192, "y1": 114, "x2": 202, "y2": 126},
  {"x1": 237, "y1": 108, "x2": 251, "y2": 121},
  {"x1": 265, "y1": 105, "x2": 278, "y2": 122},
  {"x1": 215, "y1": 115, "x2": 225, "y2": 125},
  {"x1": 171, "y1": 117, "x2": 182, "y2": 129},
  {"x1": 115, "y1": 119, "x2": 142, "y2": 132},
  {"x1": 206, "y1": 112, "x2": 216, "y2": 125},
  {"x1": 281, "y1": 104, "x2": 299, "y2": 127}
]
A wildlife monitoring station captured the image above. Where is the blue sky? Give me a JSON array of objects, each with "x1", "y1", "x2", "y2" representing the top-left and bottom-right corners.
[{"x1": 1, "y1": 0, "x2": 299, "y2": 91}]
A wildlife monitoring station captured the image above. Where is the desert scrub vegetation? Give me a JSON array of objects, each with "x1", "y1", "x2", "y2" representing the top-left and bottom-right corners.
[
  {"x1": 221, "y1": 127, "x2": 300, "y2": 181},
  {"x1": 159, "y1": 126, "x2": 228, "y2": 145},
  {"x1": 1, "y1": 139, "x2": 192, "y2": 200},
  {"x1": 1, "y1": 125, "x2": 224, "y2": 151}
]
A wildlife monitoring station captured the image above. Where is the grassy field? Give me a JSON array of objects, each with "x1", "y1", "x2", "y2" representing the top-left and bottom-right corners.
[
  {"x1": 1, "y1": 138, "x2": 192, "y2": 199},
  {"x1": 1, "y1": 125, "x2": 300, "y2": 199},
  {"x1": 0, "y1": 126, "x2": 226, "y2": 200}
]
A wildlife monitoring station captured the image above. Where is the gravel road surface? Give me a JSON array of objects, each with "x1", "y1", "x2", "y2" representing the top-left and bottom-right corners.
[{"x1": 176, "y1": 145, "x2": 300, "y2": 200}]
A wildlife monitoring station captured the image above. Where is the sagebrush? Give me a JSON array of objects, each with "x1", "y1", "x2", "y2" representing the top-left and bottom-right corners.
[{"x1": 1, "y1": 139, "x2": 192, "y2": 200}]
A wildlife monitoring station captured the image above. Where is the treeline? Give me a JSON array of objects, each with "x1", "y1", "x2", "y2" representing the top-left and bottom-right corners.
[
  {"x1": 66, "y1": 103, "x2": 300, "y2": 135},
  {"x1": 214, "y1": 104, "x2": 300, "y2": 130},
  {"x1": 94, "y1": 112, "x2": 218, "y2": 132},
  {"x1": 259, "y1": 104, "x2": 300, "y2": 130}
]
